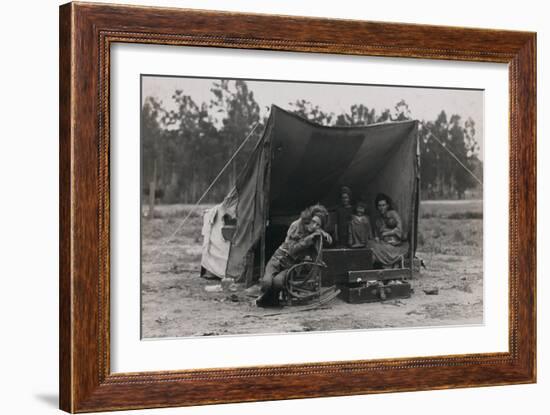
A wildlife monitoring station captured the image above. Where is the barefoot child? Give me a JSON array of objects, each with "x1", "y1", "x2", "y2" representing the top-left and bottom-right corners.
[{"x1": 348, "y1": 202, "x2": 373, "y2": 248}]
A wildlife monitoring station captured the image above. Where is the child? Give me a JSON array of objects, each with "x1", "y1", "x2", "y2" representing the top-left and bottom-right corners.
[
  {"x1": 379, "y1": 215, "x2": 401, "y2": 246},
  {"x1": 348, "y1": 202, "x2": 373, "y2": 248},
  {"x1": 335, "y1": 186, "x2": 353, "y2": 247}
]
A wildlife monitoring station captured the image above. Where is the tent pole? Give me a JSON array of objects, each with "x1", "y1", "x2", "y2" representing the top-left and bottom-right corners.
[
  {"x1": 409, "y1": 178, "x2": 419, "y2": 279},
  {"x1": 260, "y1": 123, "x2": 273, "y2": 281},
  {"x1": 410, "y1": 123, "x2": 420, "y2": 279},
  {"x1": 260, "y1": 223, "x2": 266, "y2": 281},
  {"x1": 260, "y1": 173, "x2": 271, "y2": 280},
  {"x1": 260, "y1": 182, "x2": 268, "y2": 281}
]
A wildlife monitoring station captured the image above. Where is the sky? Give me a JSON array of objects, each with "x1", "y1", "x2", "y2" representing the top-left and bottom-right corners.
[{"x1": 142, "y1": 75, "x2": 484, "y2": 159}]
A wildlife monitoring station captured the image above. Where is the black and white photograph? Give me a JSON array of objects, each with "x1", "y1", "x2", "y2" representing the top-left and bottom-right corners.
[{"x1": 140, "y1": 75, "x2": 484, "y2": 338}]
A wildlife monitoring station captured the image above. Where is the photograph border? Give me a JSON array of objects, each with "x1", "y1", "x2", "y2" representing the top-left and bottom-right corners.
[{"x1": 59, "y1": 2, "x2": 536, "y2": 412}]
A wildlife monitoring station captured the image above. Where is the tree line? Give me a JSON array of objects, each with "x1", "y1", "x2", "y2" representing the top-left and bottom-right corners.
[{"x1": 141, "y1": 80, "x2": 482, "y2": 206}]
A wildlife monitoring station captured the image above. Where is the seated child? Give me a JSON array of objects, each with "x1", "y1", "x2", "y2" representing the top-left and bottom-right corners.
[{"x1": 348, "y1": 202, "x2": 373, "y2": 248}]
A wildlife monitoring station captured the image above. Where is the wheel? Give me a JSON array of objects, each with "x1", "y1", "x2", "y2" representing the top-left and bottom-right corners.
[{"x1": 284, "y1": 261, "x2": 324, "y2": 303}]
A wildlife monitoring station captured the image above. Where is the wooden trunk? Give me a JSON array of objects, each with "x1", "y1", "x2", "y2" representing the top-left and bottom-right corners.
[
  {"x1": 322, "y1": 248, "x2": 373, "y2": 286},
  {"x1": 340, "y1": 281, "x2": 412, "y2": 304},
  {"x1": 348, "y1": 268, "x2": 411, "y2": 283}
]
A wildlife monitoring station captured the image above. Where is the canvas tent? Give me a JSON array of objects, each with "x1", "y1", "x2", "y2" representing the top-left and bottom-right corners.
[{"x1": 201, "y1": 105, "x2": 420, "y2": 280}]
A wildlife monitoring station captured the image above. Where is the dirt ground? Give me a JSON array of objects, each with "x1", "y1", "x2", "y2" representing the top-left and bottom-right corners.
[{"x1": 141, "y1": 200, "x2": 483, "y2": 338}]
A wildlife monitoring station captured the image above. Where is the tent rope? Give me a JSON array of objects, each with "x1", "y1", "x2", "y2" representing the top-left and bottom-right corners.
[
  {"x1": 429, "y1": 133, "x2": 483, "y2": 187},
  {"x1": 150, "y1": 121, "x2": 261, "y2": 259}
]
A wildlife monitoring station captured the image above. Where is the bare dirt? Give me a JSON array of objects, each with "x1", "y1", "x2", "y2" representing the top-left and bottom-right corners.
[{"x1": 141, "y1": 201, "x2": 483, "y2": 338}]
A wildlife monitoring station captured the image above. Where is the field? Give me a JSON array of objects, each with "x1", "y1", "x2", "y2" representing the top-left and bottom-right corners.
[{"x1": 141, "y1": 200, "x2": 483, "y2": 338}]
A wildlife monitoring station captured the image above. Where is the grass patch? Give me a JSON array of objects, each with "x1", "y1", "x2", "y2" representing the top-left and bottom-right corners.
[
  {"x1": 447, "y1": 211, "x2": 483, "y2": 220},
  {"x1": 420, "y1": 200, "x2": 482, "y2": 220},
  {"x1": 453, "y1": 229, "x2": 465, "y2": 242},
  {"x1": 418, "y1": 216, "x2": 482, "y2": 257}
]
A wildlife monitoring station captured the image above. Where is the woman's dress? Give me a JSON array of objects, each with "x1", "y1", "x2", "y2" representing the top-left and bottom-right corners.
[
  {"x1": 367, "y1": 209, "x2": 409, "y2": 266},
  {"x1": 257, "y1": 219, "x2": 319, "y2": 306}
]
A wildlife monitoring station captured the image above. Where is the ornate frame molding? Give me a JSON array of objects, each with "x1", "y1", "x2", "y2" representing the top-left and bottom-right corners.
[{"x1": 60, "y1": 2, "x2": 536, "y2": 412}]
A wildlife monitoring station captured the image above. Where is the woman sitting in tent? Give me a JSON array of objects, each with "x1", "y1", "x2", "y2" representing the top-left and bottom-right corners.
[
  {"x1": 256, "y1": 204, "x2": 332, "y2": 308},
  {"x1": 368, "y1": 193, "x2": 409, "y2": 267}
]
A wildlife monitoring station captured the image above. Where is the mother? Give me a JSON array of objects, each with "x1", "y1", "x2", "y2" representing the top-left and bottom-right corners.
[
  {"x1": 256, "y1": 204, "x2": 332, "y2": 307},
  {"x1": 368, "y1": 193, "x2": 409, "y2": 267}
]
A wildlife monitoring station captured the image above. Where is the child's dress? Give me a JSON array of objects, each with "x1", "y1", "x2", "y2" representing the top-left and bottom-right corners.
[{"x1": 348, "y1": 214, "x2": 372, "y2": 248}]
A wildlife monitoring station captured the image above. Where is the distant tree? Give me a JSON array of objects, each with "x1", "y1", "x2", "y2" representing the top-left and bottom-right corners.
[
  {"x1": 393, "y1": 99, "x2": 412, "y2": 121},
  {"x1": 376, "y1": 108, "x2": 392, "y2": 123},
  {"x1": 141, "y1": 96, "x2": 165, "y2": 181},
  {"x1": 141, "y1": 96, "x2": 166, "y2": 216},
  {"x1": 210, "y1": 80, "x2": 261, "y2": 191},
  {"x1": 335, "y1": 100, "x2": 410, "y2": 125},
  {"x1": 420, "y1": 111, "x2": 481, "y2": 199},
  {"x1": 421, "y1": 111, "x2": 448, "y2": 198},
  {"x1": 288, "y1": 99, "x2": 334, "y2": 125},
  {"x1": 464, "y1": 117, "x2": 480, "y2": 157},
  {"x1": 335, "y1": 104, "x2": 376, "y2": 126},
  {"x1": 164, "y1": 90, "x2": 205, "y2": 202}
]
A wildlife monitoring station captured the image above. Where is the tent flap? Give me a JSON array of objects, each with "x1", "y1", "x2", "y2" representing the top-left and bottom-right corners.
[{"x1": 225, "y1": 120, "x2": 274, "y2": 278}]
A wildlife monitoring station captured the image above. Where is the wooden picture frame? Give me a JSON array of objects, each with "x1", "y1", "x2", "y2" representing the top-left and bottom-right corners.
[{"x1": 59, "y1": 2, "x2": 536, "y2": 412}]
